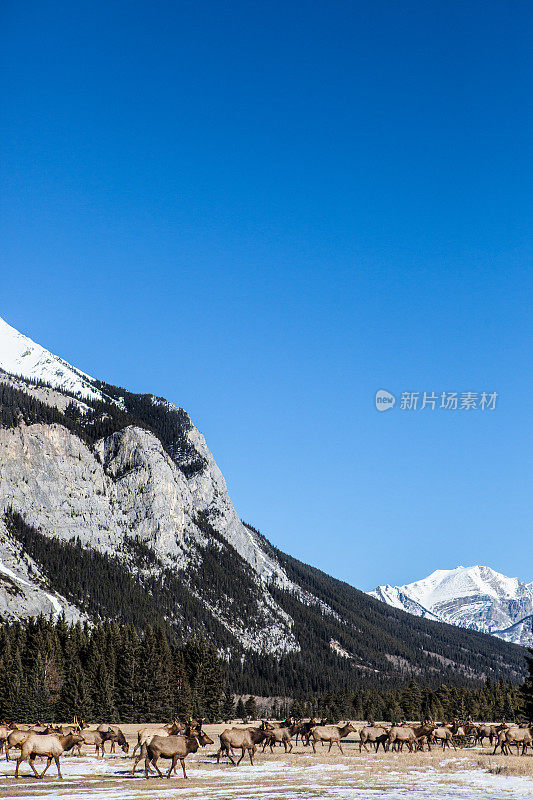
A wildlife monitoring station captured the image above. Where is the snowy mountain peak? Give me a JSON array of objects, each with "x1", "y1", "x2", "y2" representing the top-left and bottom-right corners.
[
  {"x1": 369, "y1": 565, "x2": 533, "y2": 645},
  {"x1": 0, "y1": 315, "x2": 106, "y2": 402}
]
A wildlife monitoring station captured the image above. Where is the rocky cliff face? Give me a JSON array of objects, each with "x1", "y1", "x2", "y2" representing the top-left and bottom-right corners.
[{"x1": 0, "y1": 419, "x2": 300, "y2": 655}]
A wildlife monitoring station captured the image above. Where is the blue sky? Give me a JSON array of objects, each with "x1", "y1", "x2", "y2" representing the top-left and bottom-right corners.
[{"x1": 1, "y1": 1, "x2": 532, "y2": 589}]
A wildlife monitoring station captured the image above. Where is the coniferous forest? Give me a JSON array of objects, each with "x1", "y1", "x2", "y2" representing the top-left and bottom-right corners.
[
  {"x1": 0, "y1": 616, "x2": 223, "y2": 723},
  {"x1": 0, "y1": 616, "x2": 530, "y2": 724}
]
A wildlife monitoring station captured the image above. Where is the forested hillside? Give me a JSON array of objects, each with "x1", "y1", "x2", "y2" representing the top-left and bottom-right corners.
[
  {"x1": 0, "y1": 616, "x2": 525, "y2": 724},
  {"x1": 3, "y1": 510, "x2": 526, "y2": 697}
]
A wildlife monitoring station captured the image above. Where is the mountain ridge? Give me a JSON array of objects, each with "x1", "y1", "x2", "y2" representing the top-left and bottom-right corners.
[
  {"x1": 0, "y1": 315, "x2": 527, "y2": 692},
  {"x1": 370, "y1": 565, "x2": 533, "y2": 646}
]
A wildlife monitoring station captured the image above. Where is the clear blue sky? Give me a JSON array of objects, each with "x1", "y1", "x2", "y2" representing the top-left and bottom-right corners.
[{"x1": 2, "y1": 1, "x2": 532, "y2": 589}]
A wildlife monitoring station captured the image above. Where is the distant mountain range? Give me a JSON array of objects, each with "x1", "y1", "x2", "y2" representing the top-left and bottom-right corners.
[
  {"x1": 0, "y1": 314, "x2": 527, "y2": 693},
  {"x1": 369, "y1": 565, "x2": 533, "y2": 646}
]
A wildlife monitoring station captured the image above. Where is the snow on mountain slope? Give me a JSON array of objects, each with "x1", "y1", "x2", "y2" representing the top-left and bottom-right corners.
[
  {"x1": 493, "y1": 615, "x2": 533, "y2": 647},
  {"x1": 370, "y1": 584, "x2": 441, "y2": 621},
  {"x1": 370, "y1": 566, "x2": 533, "y2": 645},
  {"x1": 0, "y1": 516, "x2": 82, "y2": 623},
  {"x1": 0, "y1": 315, "x2": 106, "y2": 402}
]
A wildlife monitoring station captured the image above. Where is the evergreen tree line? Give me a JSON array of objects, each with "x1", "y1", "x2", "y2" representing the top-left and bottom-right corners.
[
  {"x1": 279, "y1": 679, "x2": 525, "y2": 724},
  {"x1": 520, "y1": 639, "x2": 533, "y2": 721},
  {"x1": 0, "y1": 616, "x2": 531, "y2": 726},
  {"x1": 0, "y1": 616, "x2": 223, "y2": 723}
]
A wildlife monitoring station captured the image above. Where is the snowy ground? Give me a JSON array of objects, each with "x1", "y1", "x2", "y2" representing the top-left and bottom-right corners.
[{"x1": 1, "y1": 727, "x2": 533, "y2": 800}]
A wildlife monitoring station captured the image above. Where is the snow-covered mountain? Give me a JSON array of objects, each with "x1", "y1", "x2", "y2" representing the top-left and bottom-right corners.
[
  {"x1": 370, "y1": 566, "x2": 533, "y2": 646},
  {"x1": 0, "y1": 316, "x2": 110, "y2": 403},
  {"x1": 0, "y1": 314, "x2": 527, "y2": 689}
]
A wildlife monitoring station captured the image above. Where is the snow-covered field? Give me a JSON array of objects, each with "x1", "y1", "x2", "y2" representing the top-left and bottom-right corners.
[{"x1": 2, "y1": 738, "x2": 533, "y2": 800}]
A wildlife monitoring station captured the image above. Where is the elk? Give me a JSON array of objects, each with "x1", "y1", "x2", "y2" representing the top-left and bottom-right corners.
[
  {"x1": 386, "y1": 725, "x2": 416, "y2": 753},
  {"x1": 493, "y1": 725, "x2": 533, "y2": 756},
  {"x1": 14, "y1": 732, "x2": 83, "y2": 779},
  {"x1": 75, "y1": 729, "x2": 112, "y2": 757},
  {"x1": 261, "y1": 718, "x2": 294, "y2": 732},
  {"x1": 95, "y1": 724, "x2": 129, "y2": 753},
  {"x1": 474, "y1": 723, "x2": 497, "y2": 746},
  {"x1": 0, "y1": 724, "x2": 10, "y2": 755},
  {"x1": 262, "y1": 723, "x2": 299, "y2": 753},
  {"x1": 387, "y1": 723, "x2": 434, "y2": 753},
  {"x1": 448, "y1": 719, "x2": 466, "y2": 746},
  {"x1": 136, "y1": 731, "x2": 213, "y2": 779},
  {"x1": 6, "y1": 729, "x2": 31, "y2": 760},
  {"x1": 431, "y1": 725, "x2": 456, "y2": 750},
  {"x1": 58, "y1": 723, "x2": 85, "y2": 735},
  {"x1": 131, "y1": 723, "x2": 203, "y2": 775},
  {"x1": 309, "y1": 722, "x2": 355, "y2": 754},
  {"x1": 294, "y1": 718, "x2": 320, "y2": 746},
  {"x1": 217, "y1": 726, "x2": 269, "y2": 765},
  {"x1": 358, "y1": 724, "x2": 389, "y2": 753},
  {"x1": 132, "y1": 721, "x2": 190, "y2": 756}
]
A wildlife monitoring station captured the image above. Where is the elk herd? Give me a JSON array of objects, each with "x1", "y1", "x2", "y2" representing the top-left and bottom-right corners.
[{"x1": 0, "y1": 715, "x2": 531, "y2": 781}]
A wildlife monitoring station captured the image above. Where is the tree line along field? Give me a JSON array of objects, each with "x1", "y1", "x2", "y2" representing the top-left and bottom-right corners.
[{"x1": 0, "y1": 617, "x2": 531, "y2": 725}]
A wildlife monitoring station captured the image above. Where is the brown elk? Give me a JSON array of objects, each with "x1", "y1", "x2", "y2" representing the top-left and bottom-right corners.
[
  {"x1": 431, "y1": 725, "x2": 456, "y2": 750},
  {"x1": 474, "y1": 723, "x2": 497, "y2": 746},
  {"x1": 0, "y1": 724, "x2": 10, "y2": 755},
  {"x1": 310, "y1": 722, "x2": 356, "y2": 754},
  {"x1": 14, "y1": 732, "x2": 83, "y2": 779},
  {"x1": 95, "y1": 724, "x2": 129, "y2": 753},
  {"x1": 75, "y1": 729, "x2": 112, "y2": 757},
  {"x1": 387, "y1": 723, "x2": 434, "y2": 752},
  {"x1": 358, "y1": 724, "x2": 389, "y2": 753},
  {"x1": 136, "y1": 731, "x2": 213, "y2": 779},
  {"x1": 493, "y1": 725, "x2": 533, "y2": 756},
  {"x1": 262, "y1": 723, "x2": 299, "y2": 753},
  {"x1": 217, "y1": 726, "x2": 269, "y2": 765},
  {"x1": 6, "y1": 729, "x2": 31, "y2": 760},
  {"x1": 294, "y1": 718, "x2": 320, "y2": 746},
  {"x1": 448, "y1": 719, "x2": 466, "y2": 746},
  {"x1": 132, "y1": 720, "x2": 191, "y2": 757}
]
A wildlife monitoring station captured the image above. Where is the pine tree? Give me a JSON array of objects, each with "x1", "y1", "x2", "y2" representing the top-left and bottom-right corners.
[
  {"x1": 115, "y1": 626, "x2": 139, "y2": 722},
  {"x1": 0, "y1": 633, "x2": 13, "y2": 720},
  {"x1": 9, "y1": 648, "x2": 25, "y2": 720},
  {"x1": 387, "y1": 702, "x2": 403, "y2": 724},
  {"x1": 171, "y1": 646, "x2": 192, "y2": 719},
  {"x1": 151, "y1": 626, "x2": 174, "y2": 720},
  {"x1": 520, "y1": 639, "x2": 533, "y2": 721},
  {"x1": 235, "y1": 697, "x2": 246, "y2": 721},
  {"x1": 401, "y1": 681, "x2": 422, "y2": 719},
  {"x1": 244, "y1": 695, "x2": 258, "y2": 721},
  {"x1": 59, "y1": 637, "x2": 93, "y2": 721},
  {"x1": 503, "y1": 692, "x2": 516, "y2": 722},
  {"x1": 137, "y1": 625, "x2": 156, "y2": 720},
  {"x1": 25, "y1": 652, "x2": 49, "y2": 721},
  {"x1": 221, "y1": 687, "x2": 235, "y2": 722},
  {"x1": 198, "y1": 645, "x2": 222, "y2": 722},
  {"x1": 91, "y1": 655, "x2": 117, "y2": 721}
]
